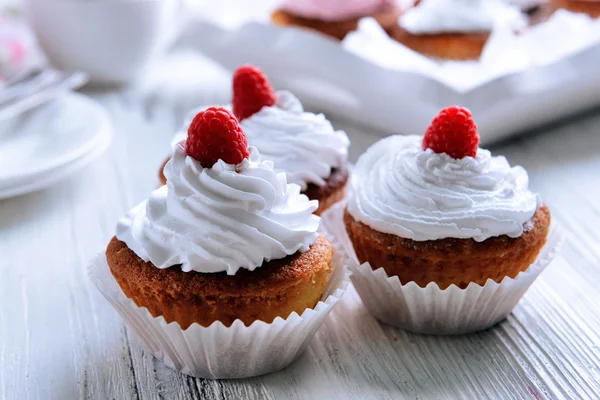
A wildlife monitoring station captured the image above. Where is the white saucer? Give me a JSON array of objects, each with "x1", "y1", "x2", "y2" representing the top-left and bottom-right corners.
[{"x1": 0, "y1": 93, "x2": 112, "y2": 199}]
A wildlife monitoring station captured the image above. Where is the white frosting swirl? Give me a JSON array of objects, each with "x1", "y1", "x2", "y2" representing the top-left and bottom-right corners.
[
  {"x1": 347, "y1": 135, "x2": 539, "y2": 242},
  {"x1": 399, "y1": 0, "x2": 527, "y2": 35},
  {"x1": 117, "y1": 145, "x2": 320, "y2": 275},
  {"x1": 240, "y1": 91, "x2": 350, "y2": 190}
]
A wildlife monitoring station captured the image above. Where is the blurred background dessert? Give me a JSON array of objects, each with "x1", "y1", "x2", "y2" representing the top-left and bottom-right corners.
[
  {"x1": 391, "y1": 0, "x2": 528, "y2": 60},
  {"x1": 549, "y1": 0, "x2": 600, "y2": 17},
  {"x1": 272, "y1": 0, "x2": 401, "y2": 39}
]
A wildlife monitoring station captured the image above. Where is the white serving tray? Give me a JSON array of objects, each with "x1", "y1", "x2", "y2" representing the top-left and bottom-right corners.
[{"x1": 178, "y1": 12, "x2": 600, "y2": 145}]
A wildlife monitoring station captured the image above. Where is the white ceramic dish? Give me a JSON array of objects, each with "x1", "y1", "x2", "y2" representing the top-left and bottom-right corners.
[
  {"x1": 0, "y1": 93, "x2": 112, "y2": 199},
  {"x1": 178, "y1": 12, "x2": 600, "y2": 145}
]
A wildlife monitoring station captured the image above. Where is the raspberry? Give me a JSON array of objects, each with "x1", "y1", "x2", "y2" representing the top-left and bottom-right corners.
[
  {"x1": 186, "y1": 107, "x2": 249, "y2": 168},
  {"x1": 422, "y1": 106, "x2": 479, "y2": 159},
  {"x1": 232, "y1": 64, "x2": 277, "y2": 120}
]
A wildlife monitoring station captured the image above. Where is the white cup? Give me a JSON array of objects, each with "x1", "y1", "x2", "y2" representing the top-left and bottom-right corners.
[{"x1": 24, "y1": 0, "x2": 181, "y2": 84}]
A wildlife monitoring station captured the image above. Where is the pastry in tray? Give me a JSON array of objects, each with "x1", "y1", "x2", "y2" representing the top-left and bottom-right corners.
[
  {"x1": 271, "y1": 0, "x2": 401, "y2": 40},
  {"x1": 390, "y1": 0, "x2": 529, "y2": 60},
  {"x1": 548, "y1": 0, "x2": 600, "y2": 18},
  {"x1": 160, "y1": 65, "x2": 351, "y2": 216}
]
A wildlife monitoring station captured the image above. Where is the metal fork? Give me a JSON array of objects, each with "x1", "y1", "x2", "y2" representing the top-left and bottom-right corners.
[{"x1": 0, "y1": 68, "x2": 88, "y2": 120}]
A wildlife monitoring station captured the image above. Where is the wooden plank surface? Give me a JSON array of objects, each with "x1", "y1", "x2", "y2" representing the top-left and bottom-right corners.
[{"x1": 1, "y1": 53, "x2": 600, "y2": 399}]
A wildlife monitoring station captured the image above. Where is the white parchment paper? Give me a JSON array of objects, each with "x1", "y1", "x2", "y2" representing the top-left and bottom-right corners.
[
  {"x1": 343, "y1": 10, "x2": 600, "y2": 92},
  {"x1": 178, "y1": 8, "x2": 600, "y2": 144}
]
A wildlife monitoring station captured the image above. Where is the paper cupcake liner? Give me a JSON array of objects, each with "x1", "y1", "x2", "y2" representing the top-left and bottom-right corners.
[
  {"x1": 321, "y1": 202, "x2": 565, "y2": 335},
  {"x1": 88, "y1": 236, "x2": 350, "y2": 379}
]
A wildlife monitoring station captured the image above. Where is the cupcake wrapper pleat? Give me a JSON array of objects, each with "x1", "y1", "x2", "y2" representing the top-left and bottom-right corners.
[
  {"x1": 321, "y1": 202, "x2": 564, "y2": 335},
  {"x1": 88, "y1": 235, "x2": 350, "y2": 379}
]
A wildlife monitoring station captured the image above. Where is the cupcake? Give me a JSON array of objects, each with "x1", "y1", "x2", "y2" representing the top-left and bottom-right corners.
[
  {"x1": 160, "y1": 65, "x2": 351, "y2": 215},
  {"x1": 96, "y1": 107, "x2": 349, "y2": 378},
  {"x1": 271, "y1": 0, "x2": 402, "y2": 40},
  {"x1": 391, "y1": 0, "x2": 528, "y2": 60},
  {"x1": 336, "y1": 106, "x2": 562, "y2": 334},
  {"x1": 548, "y1": 0, "x2": 600, "y2": 18}
]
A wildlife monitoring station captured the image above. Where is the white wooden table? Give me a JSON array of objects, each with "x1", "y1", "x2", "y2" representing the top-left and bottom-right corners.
[{"x1": 2, "y1": 52, "x2": 600, "y2": 399}]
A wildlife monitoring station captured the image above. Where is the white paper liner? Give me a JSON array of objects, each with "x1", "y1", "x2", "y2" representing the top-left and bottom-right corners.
[
  {"x1": 321, "y1": 202, "x2": 564, "y2": 335},
  {"x1": 88, "y1": 236, "x2": 350, "y2": 379}
]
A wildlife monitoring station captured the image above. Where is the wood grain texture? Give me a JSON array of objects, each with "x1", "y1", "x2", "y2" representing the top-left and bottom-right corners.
[{"x1": 2, "y1": 51, "x2": 600, "y2": 399}]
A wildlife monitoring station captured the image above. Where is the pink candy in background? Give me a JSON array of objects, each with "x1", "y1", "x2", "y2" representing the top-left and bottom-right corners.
[
  {"x1": 280, "y1": 0, "x2": 396, "y2": 22},
  {"x1": 0, "y1": 13, "x2": 35, "y2": 83}
]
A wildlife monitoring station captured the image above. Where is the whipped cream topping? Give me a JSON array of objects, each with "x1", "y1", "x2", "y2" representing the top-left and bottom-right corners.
[
  {"x1": 280, "y1": 0, "x2": 395, "y2": 22},
  {"x1": 399, "y1": 0, "x2": 527, "y2": 35},
  {"x1": 347, "y1": 135, "x2": 539, "y2": 242},
  {"x1": 240, "y1": 91, "x2": 350, "y2": 191},
  {"x1": 117, "y1": 145, "x2": 320, "y2": 275}
]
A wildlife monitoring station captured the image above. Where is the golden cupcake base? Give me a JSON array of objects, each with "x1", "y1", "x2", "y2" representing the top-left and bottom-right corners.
[
  {"x1": 106, "y1": 235, "x2": 334, "y2": 329},
  {"x1": 344, "y1": 205, "x2": 551, "y2": 289}
]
